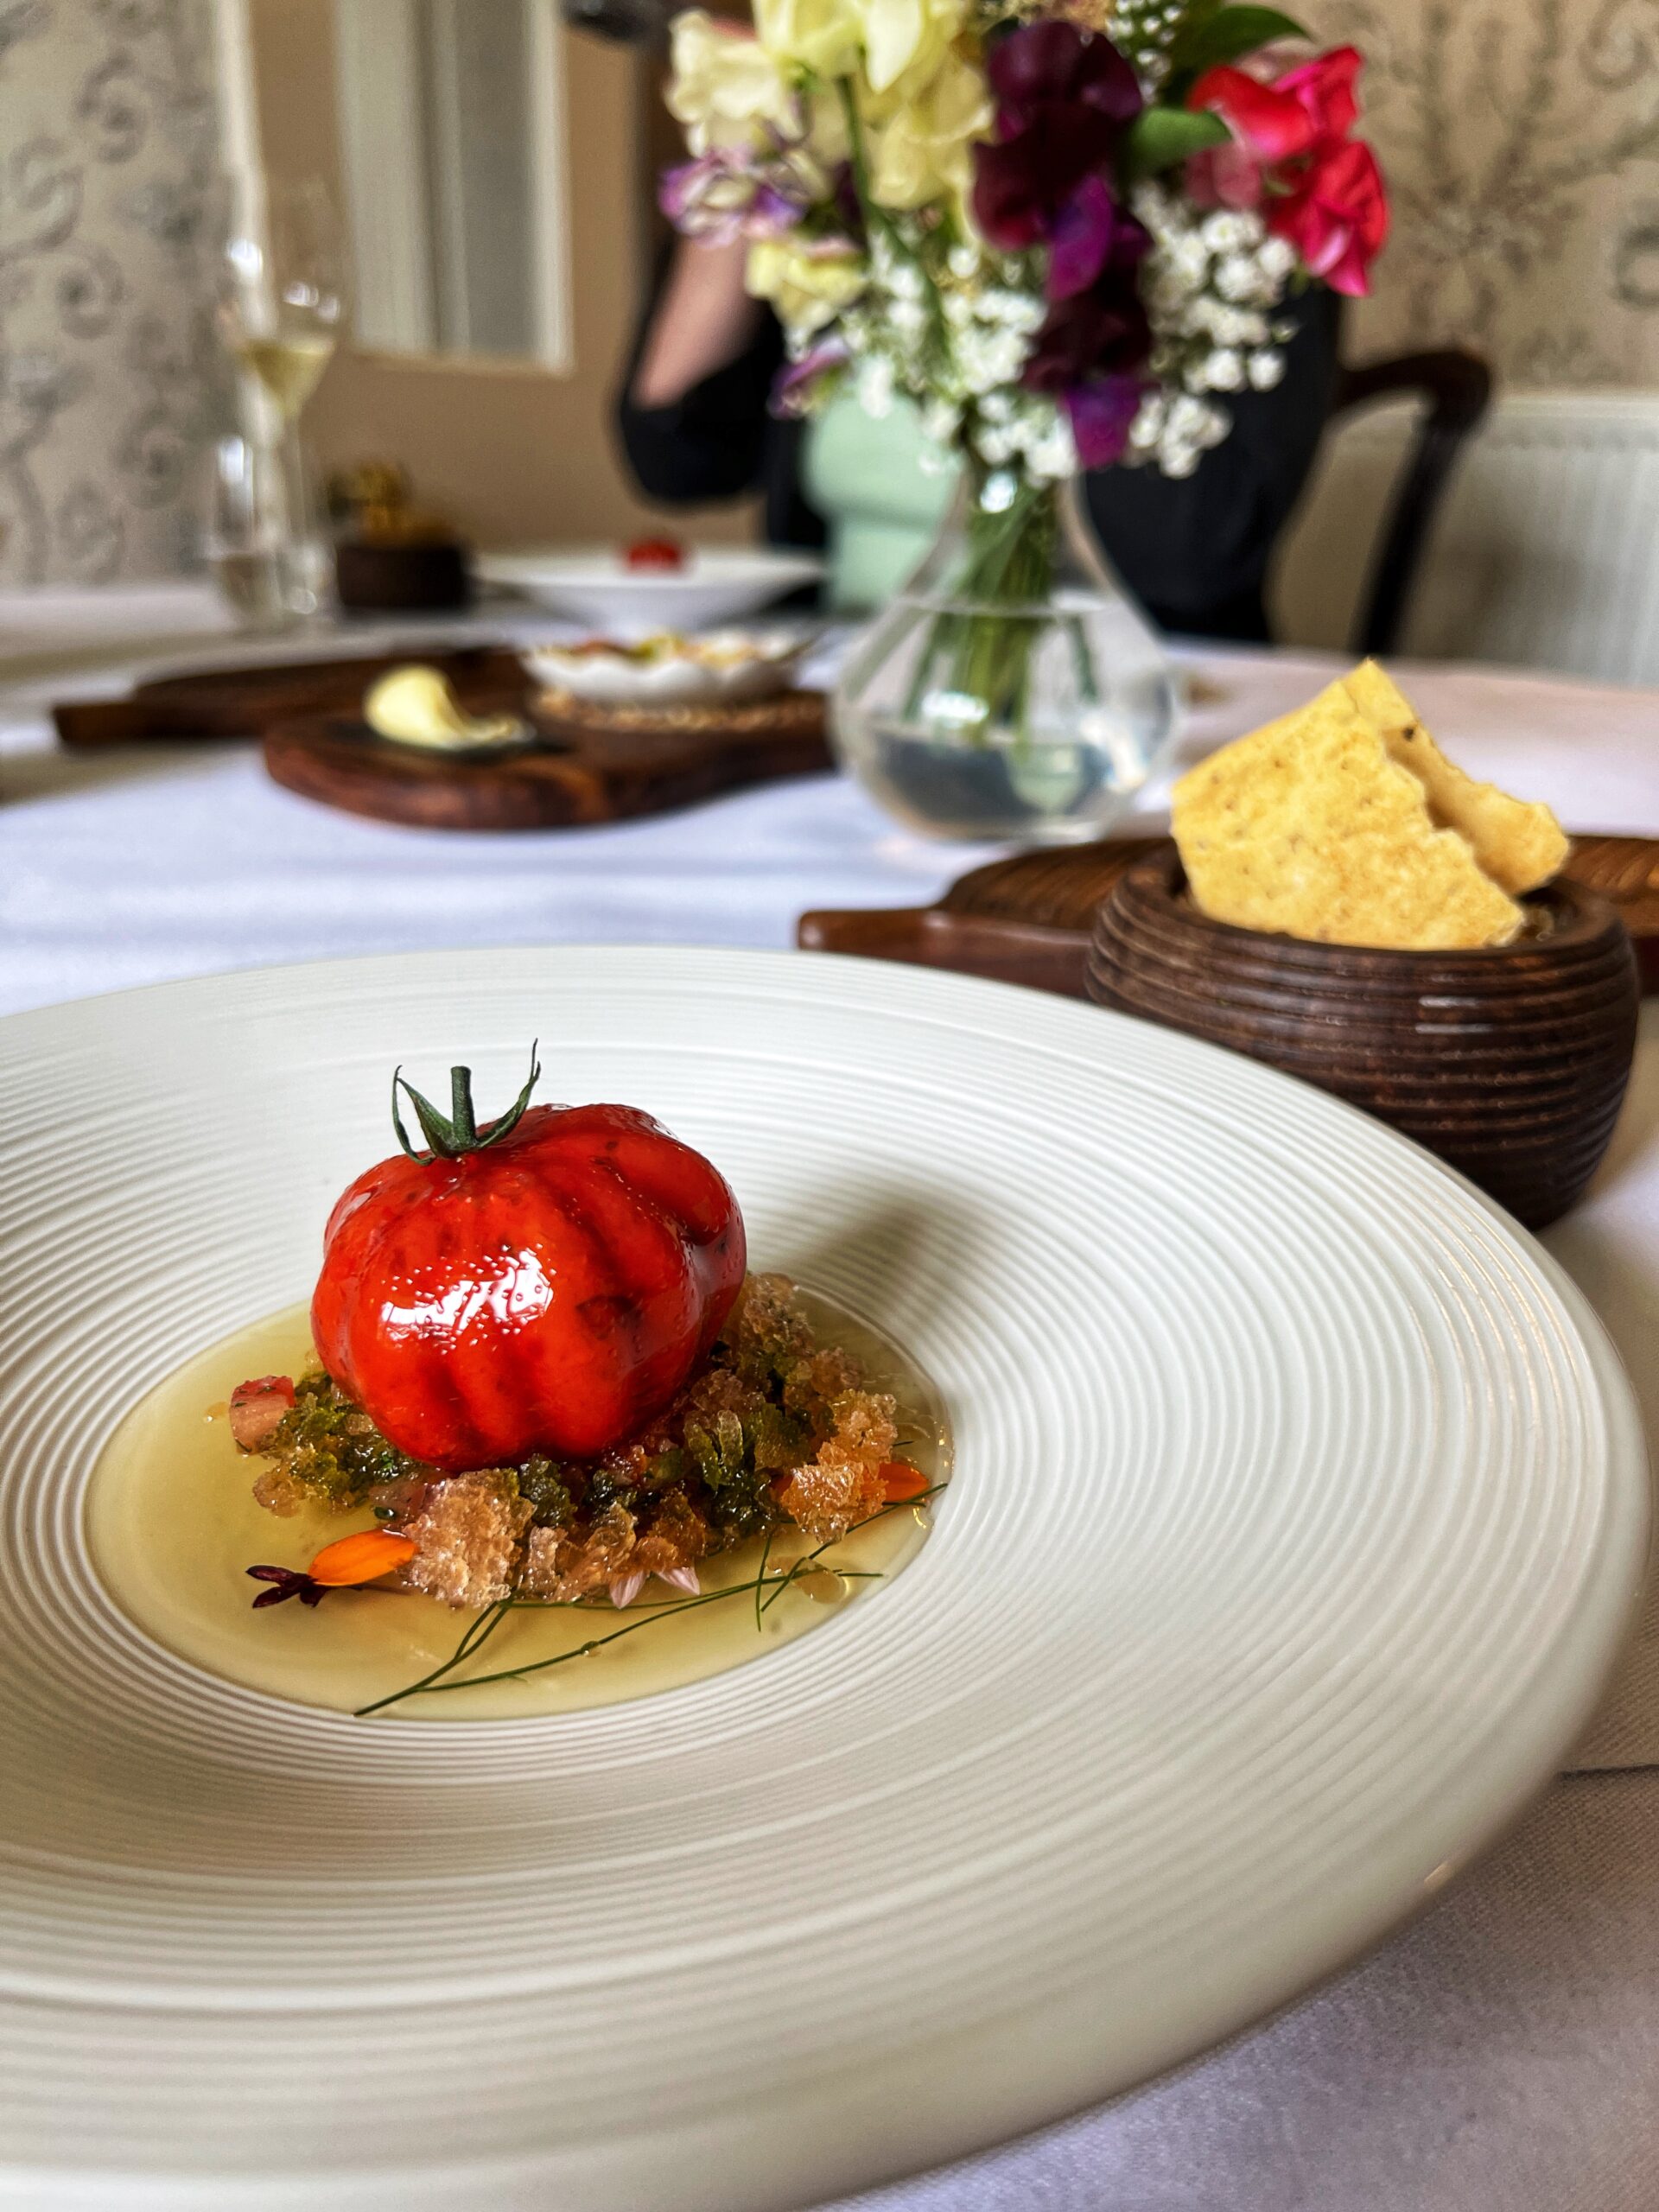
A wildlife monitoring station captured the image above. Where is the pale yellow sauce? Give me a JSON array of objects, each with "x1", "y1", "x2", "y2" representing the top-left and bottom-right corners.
[{"x1": 86, "y1": 1290, "x2": 950, "y2": 1721}]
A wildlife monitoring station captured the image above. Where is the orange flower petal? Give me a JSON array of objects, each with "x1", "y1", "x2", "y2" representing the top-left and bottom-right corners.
[
  {"x1": 880, "y1": 1460, "x2": 931, "y2": 1502},
  {"x1": 307, "y1": 1529, "x2": 418, "y2": 1586}
]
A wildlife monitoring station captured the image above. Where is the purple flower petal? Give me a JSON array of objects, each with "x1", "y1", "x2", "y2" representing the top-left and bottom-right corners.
[
  {"x1": 988, "y1": 22, "x2": 1142, "y2": 128},
  {"x1": 973, "y1": 110, "x2": 1112, "y2": 250},
  {"x1": 1065, "y1": 375, "x2": 1147, "y2": 468},
  {"x1": 747, "y1": 182, "x2": 806, "y2": 238},
  {"x1": 1047, "y1": 174, "x2": 1116, "y2": 300},
  {"x1": 246, "y1": 1563, "x2": 328, "y2": 1609},
  {"x1": 658, "y1": 156, "x2": 713, "y2": 226},
  {"x1": 771, "y1": 339, "x2": 849, "y2": 418}
]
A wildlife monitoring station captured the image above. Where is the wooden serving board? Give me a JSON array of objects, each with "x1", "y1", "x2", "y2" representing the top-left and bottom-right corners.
[
  {"x1": 52, "y1": 645, "x2": 524, "y2": 748},
  {"x1": 799, "y1": 833, "x2": 1659, "y2": 999},
  {"x1": 264, "y1": 690, "x2": 832, "y2": 830}
]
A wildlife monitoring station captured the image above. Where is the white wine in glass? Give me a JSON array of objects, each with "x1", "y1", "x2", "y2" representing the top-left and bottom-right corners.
[
  {"x1": 232, "y1": 331, "x2": 337, "y2": 422},
  {"x1": 219, "y1": 178, "x2": 349, "y2": 613}
]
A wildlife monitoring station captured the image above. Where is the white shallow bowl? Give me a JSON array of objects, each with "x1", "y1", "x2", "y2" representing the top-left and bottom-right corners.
[
  {"x1": 0, "y1": 949, "x2": 1646, "y2": 2211},
  {"x1": 476, "y1": 547, "x2": 823, "y2": 632},
  {"x1": 522, "y1": 628, "x2": 811, "y2": 706}
]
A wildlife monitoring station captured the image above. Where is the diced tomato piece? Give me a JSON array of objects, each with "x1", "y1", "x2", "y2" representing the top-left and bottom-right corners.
[{"x1": 228, "y1": 1374, "x2": 296, "y2": 1451}]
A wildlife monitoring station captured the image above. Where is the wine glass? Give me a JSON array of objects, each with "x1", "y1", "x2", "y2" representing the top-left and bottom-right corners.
[
  {"x1": 200, "y1": 434, "x2": 290, "y2": 631},
  {"x1": 218, "y1": 179, "x2": 349, "y2": 616}
]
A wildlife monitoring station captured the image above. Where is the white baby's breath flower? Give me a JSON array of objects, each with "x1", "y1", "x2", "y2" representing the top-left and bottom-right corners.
[
  {"x1": 1199, "y1": 210, "x2": 1251, "y2": 254},
  {"x1": 1248, "y1": 347, "x2": 1287, "y2": 391},
  {"x1": 1024, "y1": 410, "x2": 1077, "y2": 480},
  {"x1": 1259, "y1": 235, "x2": 1297, "y2": 282},
  {"x1": 1169, "y1": 392, "x2": 1222, "y2": 441},
  {"x1": 857, "y1": 354, "x2": 894, "y2": 417},
  {"x1": 1171, "y1": 234, "x2": 1211, "y2": 288},
  {"x1": 1202, "y1": 346, "x2": 1244, "y2": 392},
  {"x1": 1214, "y1": 252, "x2": 1266, "y2": 304},
  {"x1": 1128, "y1": 390, "x2": 1166, "y2": 447},
  {"x1": 980, "y1": 468, "x2": 1019, "y2": 513}
]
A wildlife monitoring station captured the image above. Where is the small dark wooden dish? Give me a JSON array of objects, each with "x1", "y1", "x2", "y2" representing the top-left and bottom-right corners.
[
  {"x1": 334, "y1": 537, "x2": 472, "y2": 613},
  {"x1": 1087, "y1": 851, "x2": 1640, "y2": 1228},
  {"x1": 262, "y1": 689, "x2": 832, "y2": 830}
]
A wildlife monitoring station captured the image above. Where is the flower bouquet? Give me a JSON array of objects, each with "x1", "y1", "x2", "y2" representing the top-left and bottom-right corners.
[{"x1": 660, "y1": 0, "x2": 1389, "y2": 840}]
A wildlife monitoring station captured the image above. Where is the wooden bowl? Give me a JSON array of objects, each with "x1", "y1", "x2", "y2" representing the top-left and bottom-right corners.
[{"x1": 1087, "y1": 853, "x2": 1640, "y2": 1228}]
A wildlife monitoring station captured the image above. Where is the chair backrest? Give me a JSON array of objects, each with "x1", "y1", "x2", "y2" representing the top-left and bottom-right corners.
[
  {"x1": 1327, "y1": 349, "x2": 1494, "y2": 659},
  {"x1": 1276, "y1": 388, "x2": 1659, "y2": 683}
]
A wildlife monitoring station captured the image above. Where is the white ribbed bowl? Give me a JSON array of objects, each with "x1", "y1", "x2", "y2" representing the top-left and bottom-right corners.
[{"x1": 0, "y1": 948, "x2": 1645, "y2": 2211}]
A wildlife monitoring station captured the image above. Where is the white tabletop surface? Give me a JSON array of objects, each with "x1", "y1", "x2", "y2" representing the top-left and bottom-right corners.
[{"x1": 3, "y1": 586, "x2": 1659, "y2": 2212}]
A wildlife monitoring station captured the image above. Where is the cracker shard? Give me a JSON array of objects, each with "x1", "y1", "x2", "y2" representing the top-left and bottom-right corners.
[
  {"x1": 1341, "y1": 661, "x2": 1567, "y2": 895},
  {"x1": 1172, "y1": 689, "x2": 1525, "y2": 952}
]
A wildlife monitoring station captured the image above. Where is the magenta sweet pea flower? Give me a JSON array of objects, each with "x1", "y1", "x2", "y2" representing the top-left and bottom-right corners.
[
  {"x1": 986, "y1": 18, "x2": 1143, "y2": 137},
  {"x1": 1046, "y1": 174, "x2": 1150, "y2": 302},
  {"x1": 968, "y1": 21, "x2": 1155, "y2": 435},
  {"x1": 972, "y1": 22, "x2": 1143, "y2": 281},
  {"x1": 1064, "y1": 374, "x2": 1148, "y2": 469},
  {"x1": 1186, "y1": 46, "x2": 1389, "y2": 295}
]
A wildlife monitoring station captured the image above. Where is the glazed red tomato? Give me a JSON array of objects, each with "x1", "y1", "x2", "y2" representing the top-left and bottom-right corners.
[
  {"x1": 311, "y1": 1056, "x2": 745, "y2": 1471},
  {"x1": 623, "y1": 536, "x2": 684, "y2": 571}
]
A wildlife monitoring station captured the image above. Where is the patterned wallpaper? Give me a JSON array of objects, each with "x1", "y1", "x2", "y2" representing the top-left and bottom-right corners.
[
  {"x1": 0, "y1": 0, "x2": 227, "y2": 584},
  {"x1": 1310, "y1": 0, "x2": 1659, "y2": 386}
]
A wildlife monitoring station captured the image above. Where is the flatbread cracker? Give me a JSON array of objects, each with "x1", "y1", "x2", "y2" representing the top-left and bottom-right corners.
[
  {"x1": 1173, "y1": 690, "x2": 1525, "y2": 950},
  {"x1": 1341, "y1": 660, "x2": 1567, "y2": 894}
]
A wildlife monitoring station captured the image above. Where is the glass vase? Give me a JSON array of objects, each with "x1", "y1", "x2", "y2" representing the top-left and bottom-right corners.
[{"x1": 831, "y1": 463, "x2": 1179, "y2": 844}]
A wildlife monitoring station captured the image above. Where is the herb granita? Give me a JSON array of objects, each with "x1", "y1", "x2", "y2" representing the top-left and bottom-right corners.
[{"x1": 237, "y1": 1270, "x2": 926, "y2": 1611}]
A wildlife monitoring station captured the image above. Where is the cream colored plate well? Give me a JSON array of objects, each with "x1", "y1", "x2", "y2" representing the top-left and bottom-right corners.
[{"x1": 0, "y1": 947, "x2": 1646, "y2": 2210}]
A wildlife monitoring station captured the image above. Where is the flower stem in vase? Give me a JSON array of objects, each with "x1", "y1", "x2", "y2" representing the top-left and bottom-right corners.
[{"x1": 902, "y1": 468, "x2": 1065, "y2": 751}]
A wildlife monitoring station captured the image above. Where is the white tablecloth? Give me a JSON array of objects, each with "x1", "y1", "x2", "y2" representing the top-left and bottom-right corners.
[{"x1": 4, "y1": 591, "x2": 1659, "y2": 2211}]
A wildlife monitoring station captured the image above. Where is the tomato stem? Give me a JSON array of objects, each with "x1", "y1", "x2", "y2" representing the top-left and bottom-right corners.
[{"x1": 391, "y1": 1042, "x2": 542, "y2": 1162}]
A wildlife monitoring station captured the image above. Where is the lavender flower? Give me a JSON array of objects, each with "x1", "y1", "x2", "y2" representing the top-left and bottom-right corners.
[
  {"x1": 771, "y1": 336, "x2": 851, "y2": 417},
  {"x1": 659, "y1": 146, "x2": 819, "y2": 246}
]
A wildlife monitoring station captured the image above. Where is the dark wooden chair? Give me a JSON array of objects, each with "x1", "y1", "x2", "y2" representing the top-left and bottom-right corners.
[{"x1": 1327, "y1": 348, "x2": 1493, "y2": 658}]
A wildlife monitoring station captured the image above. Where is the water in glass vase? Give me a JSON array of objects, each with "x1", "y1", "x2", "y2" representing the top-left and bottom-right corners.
[{"x1": 834, "y1": 473, "x2": 1179, "y2": 844}]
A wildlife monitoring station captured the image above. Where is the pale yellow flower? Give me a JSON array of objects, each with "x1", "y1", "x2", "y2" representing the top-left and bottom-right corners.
[
  {"x1": 866, "y1": 48, "x2": 993, "y2": 209},
  {"x1": 861, "y1": 0, "x2": 968, "y2": 93},
  {"x1": 756, "y1": 0, "x2": 969, "y2": 95},
  {"x1": 753, "y1": 0, "x2": 863, "y2": 81},
  {"x1": 747, "y1": 238, "x2": 868, "y2": 335},
  {"x1": 667, "y1": 10, "x2": 800, "y2": 155}
]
